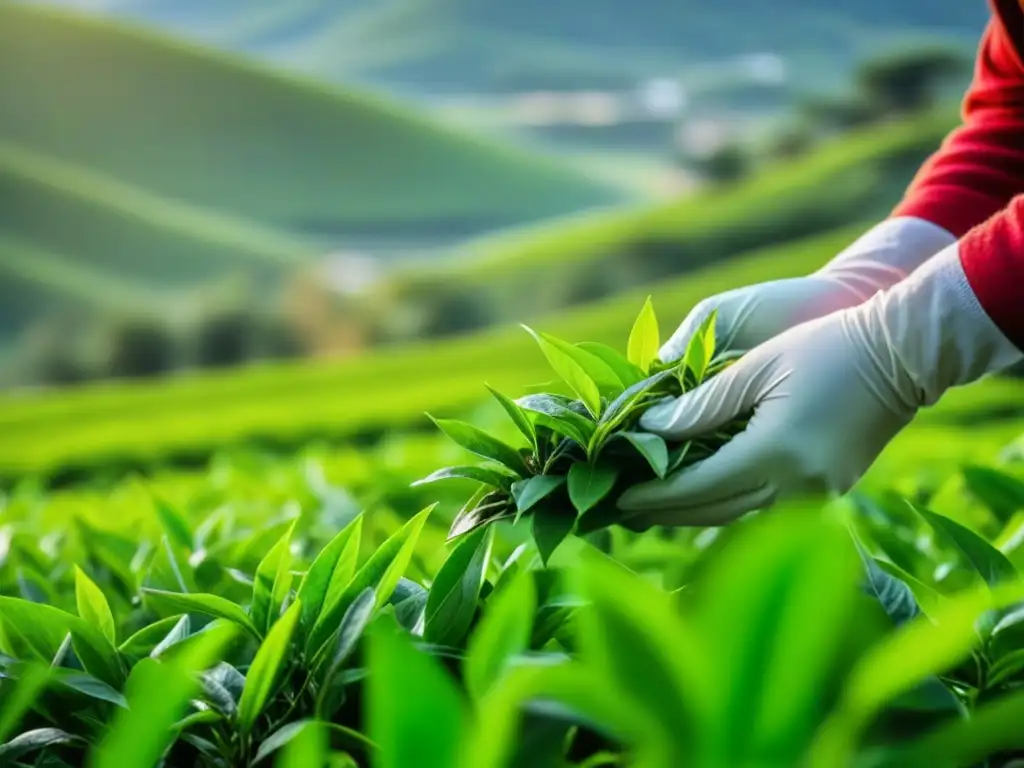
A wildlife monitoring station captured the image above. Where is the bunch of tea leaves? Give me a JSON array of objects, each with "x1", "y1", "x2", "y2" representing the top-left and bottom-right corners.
[{"x1": 415, "y1": 298, "x2": 745, "y2": 562}]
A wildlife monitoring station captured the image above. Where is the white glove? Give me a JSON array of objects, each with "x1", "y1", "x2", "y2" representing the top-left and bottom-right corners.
[
  {"x1": 618, "y1": 244, "x2": 1023, "y2": 529},
  {"x1": 659, "y1": 217, "x2": 956, "y2": 360}
]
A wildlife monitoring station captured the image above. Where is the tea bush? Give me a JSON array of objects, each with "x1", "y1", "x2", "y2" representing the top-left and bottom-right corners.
[{"x1": 3, "y1": 302, "x2": 1024, "y2": 766}]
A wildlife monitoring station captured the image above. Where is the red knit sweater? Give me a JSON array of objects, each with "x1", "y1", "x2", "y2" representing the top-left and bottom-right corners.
[{"x1": 893, "y1": 0, "x2": 1024, "y2": 348}]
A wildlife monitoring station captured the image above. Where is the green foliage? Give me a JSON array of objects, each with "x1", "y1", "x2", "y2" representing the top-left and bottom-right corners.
[
  {"x1": 3, "y1": 426, "x2": 1024, "y2": 767},
  {"x1": 419, "y1": 299, "x2": 743, "y2": 560}
]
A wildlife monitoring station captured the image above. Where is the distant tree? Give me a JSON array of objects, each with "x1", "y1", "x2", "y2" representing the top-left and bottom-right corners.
[
  {"x1": 798, "y1": 95, "x2": 877, "y2": 133},
  {"x1": 374, "y1": 276, "x2": 495, "y2": 342},
  {"x1": 692, "y1": 143, "x2": 750, "y2": 184},
  {"x1": 856, "y1": 46, "x2": 969, "y2": 116},
  {"x1": 765, "y1": 123, "x2": 818, "y2": 161},
  {"x1": 191, "y1": 308, "x2": 255, "y2": 369},
  {"x1": 18, "y1": 314, "x2": 93, "y2": 386},
  {"x1": 100, "y1": 315, "x2": 177, "y2": 380}
]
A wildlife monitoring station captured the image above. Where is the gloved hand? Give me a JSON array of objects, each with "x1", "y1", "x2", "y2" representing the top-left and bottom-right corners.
[
  {"x1": 659, "y1": 217, "x2": 955, "y2": 361},
  {"x1": 618, "y1": 244, "x2": 1023, "y2": 529}
]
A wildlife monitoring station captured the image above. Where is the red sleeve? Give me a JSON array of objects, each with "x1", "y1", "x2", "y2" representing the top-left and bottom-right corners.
[
  {"x1": 894, "y1": 0, "x2": 1024, "y2": 349},
  {"x1": 959, "y1": 198, "x2": 1024, "y2": 346},
  {"x1": 894, "y1": 1, "x2": 1024, "y2": 234}
]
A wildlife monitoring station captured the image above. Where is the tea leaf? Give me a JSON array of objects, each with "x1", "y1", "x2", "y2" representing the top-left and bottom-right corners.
[
  {"x1": 0, "y1": 728, "x2": 83, "y2": 763},
  {"x1": 568, "y1": 463, "x2": 619, "y2": 515},
  {"x1": 239, "y1": 599, "x2": 303, "y2": 735},
  {"x1": 368, "y1": 618, "x2": 466, "y2": 768},
  {"x1": 988, "y1": 647, "x2": 1024, "y2": 687},
  {"x1": 533, "y1": 504, "x2": 575, "y2": 565},
  {"x1": 51, "y1": 668, "x2": 128, "y2": 708},
  {"x1": 149, "y1": 614, "x2": 192, "y2": 660},
  {"x1": 614, "y1": 432, "x2": 669, "y2": 478},
  {"x1": 627, "y1": 297, "x2": 660, "y2": 374},
  {"x1": 201, "y1": 662, "x2": 246, "y2": 715},
  {"x1": 962, "y1": 465, "x2": 1024, "y2": 524},
  {"x1": 309, "y1": 506, "x2": 432, "y2": 656},
  {"x1": 577, "y1": 552, "x2": 710, "y2": 761},
  {"x1": 487, "y1": 385, "x2": 537, "y2": 450},
  {"x1": 990, "y1": 604, "x2": 1024, "y2": 660},
  {"x1": 425, "y1": 527, "x2": 494, "y2": 646},
  {"x1": 536, "y1": 333, "x2": 623, "y2": 395},
  {"x1": 254, "y1": 720, "x2": 353, "y2": 765},
  {"x1": 811, "y1": 585, "x2": 1022, "y2": 767},
  {"x1": 696, "y1": 513, "x2": 857, "y2": 762},
  {"x1": 95, "y1": 623, "x2": 237, "y2": 768},
  {"x1": 297, "y1": 516, "x2": 363, "y2": 635},
  {"x1": 892, "y1": 687, "x2": 1024, "y2": 768},
  {"x1": 914, "y1": 504, "x2": 1020, "y2": 587},
  {"x1": 512, "y1": 475, "x2": 567, "y2": 521},
  {"x1": 516, "y1": 394, "x2": 596, "y2": 447},
  {"x1": 873, "y1": 559, "x2": 943, "y2": 621},
  {"x1": 682, "y1": 310, "x2": 718, "y2": 384},
  {"x1": 118, "y1": 615, "x2": 187, "y2": 658},
  {"x1": 318, "y1": 588, "x2": 377, "y2": 718},
  {"x1": 447, "y1": 491, "x2": 515, "y2": 540},
  {"x1": 596, "y1": 369, "x2": 676, "y2": 439},
  {"x1": 74, "y1": 566, "x2": 116, "y2": 646},
  {"x1": 465, "y1": 570, "x2": 536, "y2": 700},
  {"x1": 667, "y1": 443, "x2": 695, "y2": 474},
  {"x1": 154, "y1": 496, "x2": 194, "y2": 552},
  {"x1": 252, "y1": 522, "x2": 296, "y2": 637},
  {"x1": 523, "y1": 326, "x2": 603, "y2": 418},
  {"x1": 142, "y1": 589, "x2": 260, "y2": 639},
  {"x1": 0, "y1": 663, "x2": 50, "y2": 743},
  {"x1": 0, "y1": 597, "x2": 123, "y2": 688},
  {"x1": 577, "y1": 342, "x2": 646, "y2": 388},
  {"x1": 428, "y1": 417, "x2": 529, "y2": 476},
  {"x1": 413, "y1": 466, "x2": 515, "y2": 490}
]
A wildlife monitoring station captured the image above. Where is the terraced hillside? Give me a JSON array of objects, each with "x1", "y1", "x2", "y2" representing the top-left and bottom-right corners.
[{"x1": 0, "y1": 3, "x2": 622, "y2": 337}]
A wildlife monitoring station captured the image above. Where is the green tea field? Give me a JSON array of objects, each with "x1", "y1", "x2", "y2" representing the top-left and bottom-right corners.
[{"x1": 5, "y1": 5, "x2": 1024, "y2": 762}]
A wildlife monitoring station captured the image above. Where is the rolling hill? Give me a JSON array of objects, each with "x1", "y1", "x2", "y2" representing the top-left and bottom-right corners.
[
  {"x1": 0, "y1": 3, "x2": 620, "y2": 236},
  {"x1": 0, "y1": 2, "x2": 625, "y2": 339},
  {"x1": 15, "y1": 0, "x2": 989, "y2": 93},
  {"x1": 376, "y1": 110, "x2": 957, "y2": 324}
]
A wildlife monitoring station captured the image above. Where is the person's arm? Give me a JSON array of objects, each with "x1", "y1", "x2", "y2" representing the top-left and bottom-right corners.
[
  {"x1": 663, "y1": 4, "x2": 1024, "y2": 363},
  {"x1": 956, "y1": 190, "x2": 1024, "y2": 350},
  {"x1": 616, "y1": 241, "x2": 1023, "y2": 529},
  {"x1": 893, "y1": 1, "x2": 1024, "y2": 238}
]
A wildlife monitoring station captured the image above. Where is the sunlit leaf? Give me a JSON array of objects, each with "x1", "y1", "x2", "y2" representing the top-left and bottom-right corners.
[
  {"x1": 577, "y1": 341, "x2": 645, "y2": 388},
  {"x1": 465, "y1": 570, "x2": 535, "y2": 700},
  {"x1": 368, "y1": 618, "x2": 466, "y2": 768},
  {"x1": 142, "y1": 589, "x2": 259, "y2": 639},
  {"x1": 297, "y1": 516, "x2": 363, "y2": 635},
  {"x1": 412, "y1": 465, "x2": 515, "y2": 490},
  {"x1": 74, "y1": 566, "x2": 116, "y2": 645},
  {"x1": 915, "y1": 503, "x2": 1019, "y2": 587},
  {"x1": 425, "y1": 527, "x2": 493, "y2": 646},
  {"x1": 153, "y1": 496, "x2": 194, "y2": 552},
  {"x1": 238, "y1": 600, "x2": 303, "y2": 735},
  {"x1": 486, "y1": 385, "x2": 537, "y2": 449},
  {"x1": 427, "y1": 417, "x2": 529, "y2": 476},
  {"x1": 251, "y1": 522, "x2": 296, "y2": 636},
  {"x1": 309, "y1": 506, "x2": 432, "y2": 657},
  {"x1": 523, "y1": 326, "x2": 603, "y2": 418},
  {"x1": 94, "y1": 623, "x2": 237, "y2": 768},
  {"x1": 627, "y1": 297, "x2": 660, "y2": 374}
]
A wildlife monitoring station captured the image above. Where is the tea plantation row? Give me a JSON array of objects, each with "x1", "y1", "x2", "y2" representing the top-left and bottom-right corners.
[{"x1": 4, "y1": 402, "x2": 1024, "y2": 766}]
